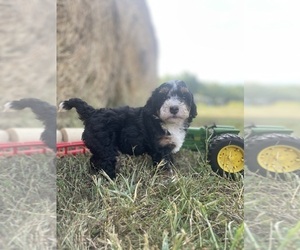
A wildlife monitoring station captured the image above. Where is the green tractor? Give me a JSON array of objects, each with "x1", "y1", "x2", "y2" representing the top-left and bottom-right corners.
[
  {"x1": 182, "y1": 124, "x2": 300, "y2": 177},
  {"x1": 182, "y1": 125, "x2": 244, "y2": 177},
  {"x1": 244, "y1": 125, "x2": 300, "y2": 175}
]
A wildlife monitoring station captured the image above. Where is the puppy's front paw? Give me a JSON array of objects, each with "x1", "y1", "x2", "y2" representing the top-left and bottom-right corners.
[
  {"x1": 159, "y1": 135, "x2": 176, "y2": 149},
  {"x1": 155, "y1": 159, "x2": 175, "y2": 179}
]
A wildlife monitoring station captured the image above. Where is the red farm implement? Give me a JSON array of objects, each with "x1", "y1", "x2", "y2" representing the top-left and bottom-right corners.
[
  {"x1": 0, "y1": 141, "x2": 88, "y2": 157},
  {"x1": 56, "y1": 141, "x2": 88, "y2": 156}
]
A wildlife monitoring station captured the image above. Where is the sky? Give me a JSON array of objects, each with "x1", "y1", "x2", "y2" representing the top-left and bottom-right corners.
[{"x1": 146, "y1": 0, "x2": 300, "y2": 85}]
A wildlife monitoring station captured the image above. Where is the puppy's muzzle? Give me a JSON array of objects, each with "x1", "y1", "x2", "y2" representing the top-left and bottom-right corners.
[{"x1": 170, "y1": 106, "x2": 179, "y2": 115}]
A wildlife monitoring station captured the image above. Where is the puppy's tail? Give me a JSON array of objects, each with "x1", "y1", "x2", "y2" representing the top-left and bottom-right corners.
[
  {"x1": 59, "y1": 98, "x2": 95, "y2": 122},
  {"x1": 4, "y1": 98, "x2": 56, "y2": 151},
  {"x1": 4, "y1": 98, "x2": 56, "y2": 126}
]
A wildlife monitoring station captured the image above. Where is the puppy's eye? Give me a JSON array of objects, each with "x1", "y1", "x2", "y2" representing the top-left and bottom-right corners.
[{"x1": 181, "y1": 95, "x2": 188, "y2": 101}]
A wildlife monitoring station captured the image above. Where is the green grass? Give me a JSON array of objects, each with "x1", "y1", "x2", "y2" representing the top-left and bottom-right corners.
[
  {"x1": 244, "y1": 169, "x2": 300, "y2": 249},
  {"x1": 2, "y1": 100, "x2": 300, "y2": 249},
  {"x1": 190, "y1": 101, "x2": 244, "y2": 132},
  {"x1": 245, "y1": 101, "x2": 300, "y2": 119},
  {"x1": 245, "y1": 101, "x2": 300, "y2": 136},
  {"x1": 197, "y1": 102, "x2": 244, "y2": 119},
  {"x1": 1, "y1": 152, "x2": 298, "y2": 250},
  {"x1": 57, "y1": 151, "x2": 244, "y2": 249},
  {"x1": 0, "y1": 154, "x2": 56, "y2": 249}
]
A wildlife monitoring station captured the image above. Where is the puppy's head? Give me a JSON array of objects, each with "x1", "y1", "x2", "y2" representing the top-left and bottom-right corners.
[{"x1": 145, "y1": 80, "x2": 197, "y2": 124}]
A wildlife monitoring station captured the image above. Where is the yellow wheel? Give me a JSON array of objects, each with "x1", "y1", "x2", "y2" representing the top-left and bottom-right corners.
[
  {"x1": 217, "y1": 145, "x2": 244, "y2": 173},
  {"x1": 257, "y1": 145, "x2": 300, "y2": 173},
  {"x1": 245, "y1": 133, "x2": 300, "y2": 174},
  {"x1": 208, "y1": 134, "x2": 244, "y2": 177}
]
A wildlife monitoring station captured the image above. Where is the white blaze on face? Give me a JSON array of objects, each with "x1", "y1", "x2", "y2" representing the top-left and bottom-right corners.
[
  {"x1": 159, "y1": 95, "x2": 190, "y2": 153},
  {"x1": 159, "y1": 96, "x2": 189, "y2": 123}
]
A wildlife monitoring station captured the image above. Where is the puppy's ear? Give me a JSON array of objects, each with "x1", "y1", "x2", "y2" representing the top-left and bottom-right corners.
[
  {"x1": 188, "y1": 96, "x2": 197, "y2": 122},
  {"x1": 144, "y1": 93, "x2": 156, "y2": 115},
  {"x1": 144, "y1": 84, "x2": 164, "y2": 115}
]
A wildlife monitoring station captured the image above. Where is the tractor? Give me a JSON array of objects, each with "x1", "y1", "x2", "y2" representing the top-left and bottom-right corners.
[
  {"x1": 182, "y1": 124, "x2": 300, "y2": 177},
  {"x1": 182, "y1": 124, "x2": 244, "y2": 177}
]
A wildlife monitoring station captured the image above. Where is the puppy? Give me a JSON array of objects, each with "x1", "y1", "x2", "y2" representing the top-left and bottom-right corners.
[
  {"x1": 59, "y1": 80, "x2": 197, "y2": 178},
  {"x1": 4, "y1": 98, "x2": 56, "y2": 151}
]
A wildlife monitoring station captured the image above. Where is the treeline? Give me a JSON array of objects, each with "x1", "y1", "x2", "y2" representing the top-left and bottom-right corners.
[
  {"x1": 244, "y1": 84, "x2": 300, "y2": 105},
  {"x1": 161, "y1": 72, "x2": 300, "y2": 105},
  {"x1": 160, "y1": 72, "x2": 243, "y2": 105}
]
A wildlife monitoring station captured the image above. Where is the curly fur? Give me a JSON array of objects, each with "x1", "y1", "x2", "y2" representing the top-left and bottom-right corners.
[
  {"x1": 60, "y1": 80, "x2": 197, "y2": 178},
  {"x1": 4, "y1": 98, "x2": 56, "y2": 151}
]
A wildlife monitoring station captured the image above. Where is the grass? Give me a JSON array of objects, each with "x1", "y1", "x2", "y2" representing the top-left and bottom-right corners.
[
  {"x1": 3, "y1": 148, "x2": 295, "y2": 249},
  {"x1": 2, "y1": 100, "x2": 300, "y2": 248},
  {"x1": 0, "y1": 154, "x2": 56, "y2": 249},
  {"x1": 197, "y1": 102, "x2": 244, "y2": 120},
  {"x1": 245, "y1": 101, "x2": 300, "y2": 136},
  {"x1": 244, "y1": 169, "x2": 300, "y2": 249},
  {"x1": 57, "y1": 150, "x2": 244, "y2": 249},
  {"x1": 245, "y1": 101, "x2": 300, "y2": 119},
  {"x1": 191, "y1": 101, "x2": 243, "y2": 133},
  {"x1": 194, "y1": 101, "x2": 300, "y2": 136}
]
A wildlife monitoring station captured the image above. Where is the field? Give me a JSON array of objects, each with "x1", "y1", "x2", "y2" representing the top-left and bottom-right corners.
[
  {"x1": 1, "y1": 101, "x2": 300, "y2": 248},
  {"x1": 244, "y1": 170, "x2": 300, "y2": 249},
  {"x1": 245, "y1": 101, "x2": 300, "y2": 136},
  {"x1": 194, "y1": 101, "x2": 300, "y2": 136},
  {"x1": 193, "y1": 101, "x2": 243, "y2": 131},
  {"x1": 0, "y1": 154, "x2": 56, "y2": 249},
  {"x1": 56, "y1": 100, "x2": 300, "y2": 249},
  {"x1": 57, "y1": 152, "x2": 243, "y2": 249}
]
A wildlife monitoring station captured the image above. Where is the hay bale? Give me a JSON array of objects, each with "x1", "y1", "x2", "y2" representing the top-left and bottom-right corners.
[
  {"x1": 0, "y1": 1, "x2": 56, "y2": 104},
  {"x1": 6, "y1": 128, "x2": 63, "y2": 143},
  {"x1": 60, "y1": 128, "x2": 84, "y2": 142},
  {"x1": 56, "y1": 130, "x2": 63, "y2": 143},
  {"x1": 0, "y1": 130, "x2": 10, "y2": 142},
  {"x1": 57, "y1": 0, "x2": 157, "y2": 107},
  {"x1": 6, "y1": 128, "x2": 44, "y2": 142}
]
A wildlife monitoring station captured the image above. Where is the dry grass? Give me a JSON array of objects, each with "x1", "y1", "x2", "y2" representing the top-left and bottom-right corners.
[
  {"x1": 2, "y1": 100, "x2": 300, "y2": 248},
  {"x1": 244, "y1": 169, "x2": 300, "y2": 249},
  {"x1": 245, "y1": 101, "x2": 300, "y2": 119},
  {"x1": 0, "y1": 154, "x2": 56, "y2": 249},
  {"x1": 57, "y1": 151, "x2": 244, "y2": 249},
  {"x1": 245, "y1": 101, "x2": 300, "y2": 136},
  {"x1": 197, "y1": 102, "x2": 244, "y2": 119}
]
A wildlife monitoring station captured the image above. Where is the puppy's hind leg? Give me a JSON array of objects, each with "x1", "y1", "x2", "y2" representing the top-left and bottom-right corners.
[
  {"x1": 89, "y1": 153, "x2": 118, "y2": 179},
  {"x1": 85, "y1": 132, "x2": 119, "y2": 179}
]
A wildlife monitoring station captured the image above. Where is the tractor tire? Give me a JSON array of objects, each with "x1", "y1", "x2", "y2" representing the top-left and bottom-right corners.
[
  {"x1": 245, "y1": 133, "x2": 300, "y2": 174},
  {"x1": 208, "y1": 134, "x2": 244, "y2": 177}
]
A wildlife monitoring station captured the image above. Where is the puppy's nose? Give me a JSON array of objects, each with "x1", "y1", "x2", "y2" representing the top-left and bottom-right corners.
[{"x1": 170, "y1": 106, "x2": 179, "y2": 115}]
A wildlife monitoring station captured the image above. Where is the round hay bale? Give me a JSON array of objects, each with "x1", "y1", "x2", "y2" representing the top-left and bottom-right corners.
[
  {"x1": 1, "y1": 1, "x2": 56, "y2": 104},
  {"x1": 56, "y1": 130, "x2": 63, "y2": 143},
  {"x1": 60, "y1": 128, "x2": 84, "y2": 142},
  {"x1": 6, "y1": 128, "x2": 44, "y2": 142},
  {"x1": 57, "y1": 0, "x2": 157, "y2": 107},
  {"x1": 0, "y1": 130, "x2": 10, "y2": 142}
]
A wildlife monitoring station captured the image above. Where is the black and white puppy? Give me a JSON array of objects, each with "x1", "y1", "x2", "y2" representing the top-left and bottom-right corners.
[
  {"x1": 4, "y1": 98, "x2": 56, "y2": 151},
  {"x1": 59, "y1": 80, "x2": 197, "y2": 178}
]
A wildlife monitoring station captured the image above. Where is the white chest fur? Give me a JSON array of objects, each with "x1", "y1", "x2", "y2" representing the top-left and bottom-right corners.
[{"x1": 161, "y1": 122, "x2": 186, "y2": 153}]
